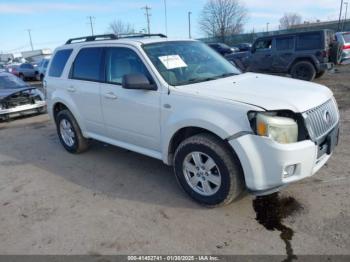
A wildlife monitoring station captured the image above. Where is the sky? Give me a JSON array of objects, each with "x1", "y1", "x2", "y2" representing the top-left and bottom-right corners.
[{"x1": 0, "y1": 0, "x2": 343, "y2": 54}]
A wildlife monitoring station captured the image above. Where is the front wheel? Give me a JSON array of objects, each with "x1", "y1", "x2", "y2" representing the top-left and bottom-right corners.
[
  {"x1": 55, "y1": 109, "x2": 89, "y2": 153},
  {"x1": 173, "y1": 134, "x2": 244, "y2": 207}
]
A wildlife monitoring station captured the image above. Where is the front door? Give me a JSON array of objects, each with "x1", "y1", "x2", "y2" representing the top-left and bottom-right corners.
[
  {"x1": 250, "y1": 38, "x2": 274, "y2": 72},
  {"x1": 100, "y1": 47, "x2": 161, "y2": 152}
]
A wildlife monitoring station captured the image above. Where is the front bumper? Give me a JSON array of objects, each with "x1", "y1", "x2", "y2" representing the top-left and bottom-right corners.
[
  {"x1": 0, "y1": 101, "x2": 46, "y2": 119},
  {"x1": 229, "y1": 131, "x2": 337, "y2": 195}
]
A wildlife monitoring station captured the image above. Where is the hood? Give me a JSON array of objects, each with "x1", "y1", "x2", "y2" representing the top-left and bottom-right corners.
[
  {"x1": 0, "y1": 87, "x2": 35, "y2": 101},
  {"x1": 177, "y1": 73, "x2": 333, "y2": 112}
]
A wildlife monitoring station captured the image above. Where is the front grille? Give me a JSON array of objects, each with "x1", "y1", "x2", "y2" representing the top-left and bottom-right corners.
[{"x1": 303, "y1": 98, "x2": 339, "y2": 142}]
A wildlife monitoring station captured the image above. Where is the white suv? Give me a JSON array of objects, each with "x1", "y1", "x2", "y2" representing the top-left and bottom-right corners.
[{"x1": 45, "y1": 34, "x2": 340, "y2": 206}]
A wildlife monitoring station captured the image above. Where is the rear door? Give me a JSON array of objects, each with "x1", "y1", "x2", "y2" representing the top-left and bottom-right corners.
[
  {"x1": 272, "y1": 36, "x2": 295, "y2": 72},
  {"x1": 68, "y1": 47, "x2": 106, "y2": 136},
  {"x1": 250, "y1": 38, "x2": 274, "y2": 72}
]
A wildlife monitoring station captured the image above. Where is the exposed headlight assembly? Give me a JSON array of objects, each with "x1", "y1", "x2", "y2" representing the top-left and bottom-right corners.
[{"x1": 252, "y1": 112, "x2": 298, "y2": 144}]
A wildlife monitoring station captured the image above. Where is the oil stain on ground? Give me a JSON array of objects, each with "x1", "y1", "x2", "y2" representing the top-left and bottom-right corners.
[{"x1": 253, "y1": 193, "x2": 303, "y2": 262}]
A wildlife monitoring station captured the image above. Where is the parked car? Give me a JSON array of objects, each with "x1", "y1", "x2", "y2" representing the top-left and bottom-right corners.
[
  {"x1": 6, "y1": 63, "x2": 38, "y2": 80},
  {"x1": 0, "y1": 72, "x2": 46, "y2": 120},
  {"x1": 233, "y1": 43, "x2": 252, "y2": 52},
  {"x1": 208, "y1": 43, "x2": 238, "y2": 56},
  {"x1": 46, "y1": 34, "x2": 339, "y2": 207},
  {"x1": 35, "y1": 58, "x2": 50, "y2": 81},
  {"x1": 227, "y1": 30, "x2": 340, "y2": 81},
  {"x1": 335, "y1": 31, "x2": 350, "y2": 63},
  {"x1": 0, "y1": 64, "x2": 5, "y2": 72}
]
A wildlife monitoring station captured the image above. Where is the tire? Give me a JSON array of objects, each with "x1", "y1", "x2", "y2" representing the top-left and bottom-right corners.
[
  {"x1": 173, "y1": 133, "x2": 244, "y2": 207},
  {"x1": 315, "y1": 70, "x2": 326, "y2": 79},
  {"x1": 55, "y1": 109, "x2": 89, "y2": 154},
  {"x1": 291, "y1": 61, "x2": 316, "y2": 81}
]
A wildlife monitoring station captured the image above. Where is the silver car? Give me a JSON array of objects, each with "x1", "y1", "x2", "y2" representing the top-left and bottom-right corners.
[{"x1": 335, "y1": 32, "x2": 350, "y2": 63}]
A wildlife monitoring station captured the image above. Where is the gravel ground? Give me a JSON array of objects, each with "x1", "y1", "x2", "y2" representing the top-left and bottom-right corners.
[{"x1": 0, "y1": 66, "x2": 349, "y2": 256}]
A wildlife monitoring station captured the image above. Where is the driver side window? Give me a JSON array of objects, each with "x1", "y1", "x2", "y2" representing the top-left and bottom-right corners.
[
  {"x1": 105, "y1": 47, "x2": 153, "y2": 85},
  {"x1": 255, "y1": 39, "x2": 273, "y2": 51}
]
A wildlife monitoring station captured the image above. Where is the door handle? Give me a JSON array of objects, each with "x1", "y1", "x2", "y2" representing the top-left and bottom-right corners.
[
  {"x1": 67, "y1": 86, "x2": 76, "y2": 92},
  {"x1": 104, "y1": 92, "x2": 118, "y2": 100}
]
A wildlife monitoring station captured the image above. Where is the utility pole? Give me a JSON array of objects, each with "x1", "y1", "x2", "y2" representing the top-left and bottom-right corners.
[
  {"x1": 87, "y1": 16, "x2": 95, "y2": 36},
  {"x1": 188, "y1": 11, "x2": 192, "y2": 39},
  {"x1": 27, "y1": 29, "x2": 34, "y2": 51},
  {"x1": 164, "y1": 0, "x2": 168, "y2": 36},
  {"x1": 142, "y1": 5, "x2": 151, "y2": 34},
  {"x1": 343, "y1": 2, "x2": 349, "y2": 30},
  {"x1": 338, "y1": 0, "x2": 344, "y2": 31},
  {"x1": 266, "y1": 22, "x2": 269, "y2": 32}
]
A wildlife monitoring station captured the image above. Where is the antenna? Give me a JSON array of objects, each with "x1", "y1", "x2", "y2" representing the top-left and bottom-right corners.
[{"x1": 142, "y1": 5, "x2": 151, "y2": 34}]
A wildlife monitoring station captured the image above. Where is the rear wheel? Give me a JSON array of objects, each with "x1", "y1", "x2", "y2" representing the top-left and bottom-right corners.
[
  {"x1": 291, "y1": 61, "x2": 316, "y2": 81},
  {"x1": 173, "y1": 133, "x2": 244, "y2": 207},
  {"x1": 55, "y1": 109, "x2": 89, "y2": 153}
]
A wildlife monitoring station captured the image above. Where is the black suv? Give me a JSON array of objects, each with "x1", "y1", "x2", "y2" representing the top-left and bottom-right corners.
[{"x1": 227, "y1": 30, "x2": 341, "y2": 81}]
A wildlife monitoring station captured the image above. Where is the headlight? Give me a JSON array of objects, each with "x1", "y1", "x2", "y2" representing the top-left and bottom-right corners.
[{"x1": 255, "y1": 113, "x2": 298, "y2": 144}]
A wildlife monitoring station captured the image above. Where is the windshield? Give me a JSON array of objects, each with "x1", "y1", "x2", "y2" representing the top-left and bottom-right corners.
[
  {"x1": 0, "y1": 74, "x2": 27, "y2": 89},
  {"x1": 143, "y1": 41, "x2": 240, "y2": 86}
]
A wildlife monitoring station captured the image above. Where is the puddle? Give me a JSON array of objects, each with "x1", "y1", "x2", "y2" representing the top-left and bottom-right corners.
[{"x1": 253, "y1": 192, "x2": 303, "y2": 262}]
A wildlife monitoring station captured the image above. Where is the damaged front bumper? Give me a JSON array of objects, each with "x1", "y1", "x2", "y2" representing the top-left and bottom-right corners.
[
  {"x1": 0, "y1": 101, "x2": 46, "y2": 120},
  {"x1": 229, "y1": 125, "x2": 339, "y2": 195}
]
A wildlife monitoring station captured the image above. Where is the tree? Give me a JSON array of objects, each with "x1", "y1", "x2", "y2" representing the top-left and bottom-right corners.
[
  {"x1": 108, "y1": 20, "x2": 135, "y2": 36},
  {"x1": 199, "y1": 0, "x2": 247, "y2": 42},
  {"x1": 279, "y1": 13, "x2": 303, "y2": 30}
]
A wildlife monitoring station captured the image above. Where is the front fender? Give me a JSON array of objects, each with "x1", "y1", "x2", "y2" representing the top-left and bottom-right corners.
[{"x1": 161, "y1": 107, "x2": 251, "y2": 164}]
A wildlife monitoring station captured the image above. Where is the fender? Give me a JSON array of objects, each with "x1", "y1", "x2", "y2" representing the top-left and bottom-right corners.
[
  {"x1": 161, "y1": 106, "x2": 252, "y2": 164},
  {"x1": 49, "y1": 88, "x2": 88, "y2": 137}
]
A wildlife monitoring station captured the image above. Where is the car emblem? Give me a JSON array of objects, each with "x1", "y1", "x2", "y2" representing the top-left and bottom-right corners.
[{"x1": 323, "y1": 110, "x2": 331, "y2": 125}]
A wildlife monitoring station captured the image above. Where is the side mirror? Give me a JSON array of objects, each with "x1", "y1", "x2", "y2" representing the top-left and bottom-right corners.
[{"x1": 122, "y1": 74, "x2": 157, "y2": 90}]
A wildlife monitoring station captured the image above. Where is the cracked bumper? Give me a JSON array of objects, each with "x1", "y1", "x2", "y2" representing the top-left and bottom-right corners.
[{"x1": 229, "y1": 134, "x2": 331, "y2": 194}]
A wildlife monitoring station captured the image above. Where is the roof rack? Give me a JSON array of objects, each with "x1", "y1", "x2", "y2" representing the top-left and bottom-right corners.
[{"x1": 65, "y1": 33, "x2": 167, "y2": 44}]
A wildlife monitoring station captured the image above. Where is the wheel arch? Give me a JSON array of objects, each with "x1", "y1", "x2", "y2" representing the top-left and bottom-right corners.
[
  {"x1": 288, "y1": 56, "x2": 318, "y2": 73},
  {"x1": 165, "y1": 125, "x2": 241, "y2": 167},
  {"x1": 51, "y1": 99, "x2": 87, "y2": 136}
]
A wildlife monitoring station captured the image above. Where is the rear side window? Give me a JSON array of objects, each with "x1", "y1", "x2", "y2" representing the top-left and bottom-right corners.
[
  {"x1": 276, "y1": 37, "x2": 294, "y2": 50},
  {"x1": 71, "y1": 47, "x2": 103, "y2": 82},
  {"x1": 343, "y1": 33, "x2": 350, "y2": 43},
  {"x1": 21, "y1": 63, "x2": 34, "y2": 69},
  {"x1": 296, "y1": 33, "x2": 322, "y2": 50},
  {"x1": 49, "y1": 49, "x2": 73, "y2": 77}
]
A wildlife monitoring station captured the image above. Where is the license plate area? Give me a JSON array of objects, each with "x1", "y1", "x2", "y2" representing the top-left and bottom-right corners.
[
  {"x1": 317, "y1": 126, "x2": 339, "y2": 158},
  {"x1": 326, "y1": 126, "x2": 339, "y2": 154}
]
